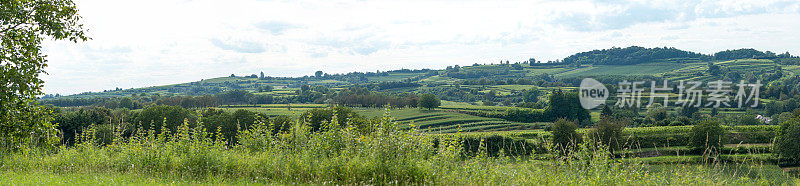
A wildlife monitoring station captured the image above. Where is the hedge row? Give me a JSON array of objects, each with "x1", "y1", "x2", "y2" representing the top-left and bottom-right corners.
[{"x1": 428, "y1": 125, "x2": 779, "y2": 155}]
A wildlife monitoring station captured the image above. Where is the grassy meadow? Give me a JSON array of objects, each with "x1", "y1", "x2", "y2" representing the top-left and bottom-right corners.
[{"x1": 1, "y1": 112, "x2": 795, "y2": 185}]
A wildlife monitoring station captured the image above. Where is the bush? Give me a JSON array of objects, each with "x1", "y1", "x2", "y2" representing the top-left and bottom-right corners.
[
  {"x1": 53, "y1": 107, "x2": 112, "y2": 146},
  {"x1": 669, "y1": 116, "x2": 693, "y2": 126},
  {"x1": 133, "y1": 105, "x2": 198, "y2": 134},
  {"x1": 737, "y1": 114, "x2": 762, "y2": 125},
  {"x1": 690, "y1": 119, "x2": 726, "y2": 154},
  {"x1": 551, "y1": 118, "x2": 582, "y2": 154},
  {"x1": 503, "y1": 108, "x2": 546, "y2": 123},
  {"x1": 590, "y1": 117, "x2": 627, "y2": 154},
  {"x1": 300, "y1": 106, "x2": 361, "y2": 132},
  {"x1": 201, "y1": 108, "x2": 268, "y2": 144},
  {"x1": 437, "y1": 134, "x2": 544, "y2": 157},
  {"x1": 776, "y1": 117, "x2": 800, "y2": 165}
]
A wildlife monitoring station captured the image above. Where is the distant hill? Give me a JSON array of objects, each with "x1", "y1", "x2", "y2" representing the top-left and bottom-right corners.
[
  {"x1": 42, "y1": 46, "x2": 797, "y2": 100},
  {"x1": 561, "y1": 46, "x2": 710, "y2": 65}
]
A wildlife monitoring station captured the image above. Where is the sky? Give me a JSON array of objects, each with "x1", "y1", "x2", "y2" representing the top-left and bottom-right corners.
[{"x1": 41, "y1": 0, "x2": 800, "y2": 95}]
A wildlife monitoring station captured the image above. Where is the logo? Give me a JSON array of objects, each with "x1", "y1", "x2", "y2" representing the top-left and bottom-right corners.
[{"x1": 579, "y1": 78, "x2": 608, "y2": 109}]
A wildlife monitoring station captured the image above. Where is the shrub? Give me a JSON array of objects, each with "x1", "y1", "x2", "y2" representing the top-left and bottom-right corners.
[
  {"x1": 300, "y1": 106, "x2": 361, "y2": 132},
  {"x1": 52, "y1": 107, "x2": 112, "y2": 146},
  {"x1": 503, "y1": 108, "x2": 546, "y2": 123},
  {"x1": 669, "y1": 116, "x2": 693, "y2": 126},
  {"x1": 270, "y1": 115, "x2": 293, "y2": 134},
  {"x1": 133, "y1": 105, "x2": 197, "y2": 134},
  {"x1": 775, "y1": 117, "x2": 800, "y2": 165},
  {"x1": 690, "y1": 119, "x2": 726, "y2": 154},
  {"x1": 737, "y1": 114, "x2": 762, "y2": 125},
  {"x1": 201, "y1": 108, "x2": 268, "y2": 145},
  {"x1": 590, "y1": 117, "x2": 627, "y2": 154},
  {"x1": 551, "y1": 118, "x2": 582, "y2": 154}
]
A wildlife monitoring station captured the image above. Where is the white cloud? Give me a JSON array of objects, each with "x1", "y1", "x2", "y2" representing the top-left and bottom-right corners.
[{"x1": 41, "y1": 0, "x2": 800, "y2": 95}]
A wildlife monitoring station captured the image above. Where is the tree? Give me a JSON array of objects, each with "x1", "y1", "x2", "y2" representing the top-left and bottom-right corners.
[
  {"x1": 706, "y1": 62, "x2": 721, "y2": 76},
  {"x1": 315, "y1": 70, "x2": 323, "y2": 78},
  {"x1": 679, "y1": 105, "x2": 699, "y2": 118},
  {"x1": 118, "y1": 97, "x2": 137, "y2": 110},
  {"x1": 590, "y1": 117, "x2": 628, "y2": 155},
  {"x1": 257, "y1": 85, "x2": 273, "y2": 92},
  {"x1": 522, "y1": 88, "x2": 539, "y2": 103},
  {"x1": 737, "y1": 114, "x2": 761, "y2": 125},
  {"x1": 646, "y1": 105, "x2": 668, "y2": 125},
  {"x1": 775, "y1": 117, "x2": 800, "y2": 165},
  {"x1": 1, "y1": 0, "x2": 88, "y2": 151},
  {"x1": 601, "y1": 105, "x2": 613, "y2": 118},
  {"x1": 260, "y1": 71, "x2": 264, "y2": 79},
  {"x1": 551, "y1": 118, "x2": 581, "y2": 155},
  {"x1": 690, "y1": 119, "x2": 726, "y2": 154},
  {"x1": 133, "y1": 105, "x2": 197, "y2": 134},
  {"x1": 418, "y1": 94, "x2": 440, "y2": 110},
  {"x1": 301, "y1": 106, "x2": 361, "y2": 132},
  {"x1": 249, "y1": 94, "x2": 273, "y2": 104},
  {"x1": 545, "y1": 89, "x2": 590, "y2": 124},
  {"x1": 52, "y1": 107, "x2": 111, "y2": 146}
]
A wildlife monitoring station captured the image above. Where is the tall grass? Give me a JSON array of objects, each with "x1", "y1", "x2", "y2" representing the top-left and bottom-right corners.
[{"x1": 0, "y1": 109, "x2": 794, "y2": 184}]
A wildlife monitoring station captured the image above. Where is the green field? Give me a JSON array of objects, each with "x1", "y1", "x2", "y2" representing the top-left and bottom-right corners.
[
  {"x1": 556, "y1": 63, "x2": 692, "y2": 77},
  {"x1": 30, "y1": 46, "x2": 800, "y2": 184}
]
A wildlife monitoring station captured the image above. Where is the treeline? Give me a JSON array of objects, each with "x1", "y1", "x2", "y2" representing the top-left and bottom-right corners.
[
  {"x1": 332, "y1": 87, "x2": 419, "y2": 108},
  {"x1": 42, "y1": 83, "x2": 427, "y2": 109},
  {"x1": 40, "y1": 90, "x2": 281, "y2": 109},
  {"x1": 561, "y1": 46, "x2": 709, "y2": 65},
  {"x1": 50, "y1": 105, "x2": 277, "y2": 146},
  {"x1": 50, "y1": 104, "x2": 373, "y2": 147},
  {"x1": 443, "y1": 66, "x2": 518, "y2": 79},
  {"x1": 349, "y1": 81, "x2": 422, "y2": 90},
  {"x1": 456, "y1": 75, "x2": 556, "y2": 86},
  {"x1": 464, "y1": 90, "x2": 590, "y2": 124},
  {"x1": 712, "y1": 48, "x2": 796, "y2": 60}
]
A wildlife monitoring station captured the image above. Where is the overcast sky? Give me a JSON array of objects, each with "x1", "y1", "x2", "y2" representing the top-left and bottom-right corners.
[{"x1": 42, "y1": 0, "x2": 800, "y2": 95}]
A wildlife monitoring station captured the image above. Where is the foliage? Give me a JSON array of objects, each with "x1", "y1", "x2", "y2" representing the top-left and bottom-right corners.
[
  {"x1": 201, "y1": 108, "x2": 268, "y2": 144},
  {"x1": 736, "y1": 114, "x2": 762, "y2": 126},
  {"x1": 521, "y1": 88, "x2": 540, "y2": 103},
  {"x1": 690, "y1": 119, "x2": 726, "y2": 153},
  {"x1": 678, "y1": 105, "x2": 699, "y2": 118},
  {"x1": 714, "y1": 48, "x2": 774, "y2": 60},
  {"x1": 333, "y1": 87, "x2": 419, "y2": 108},
  {"x1": 418, "y1": 94, "x2": 441, "y2": 110},
  {"x1": 52, "y1": 107, "x2": 112, "y2": 146},
  {"x1": 645, "y1": 105, "x2": 668, "y2": 126},
  {"x1": 0, "y1": 112, "x2": 794, "y2": 184},
  {"x1": 601, "y1": 105, "x2": 613, "y2": 118},
  {"x1": 775, "y1": 117, "x2": 800, "y2": 165},
  {"x1": 544, "y1": 90, "x2": 590, "y2": 124},
  {"x1": 300, "y1": 106, "x2": 362, "y2": 132},
  {"x1": 133, "y1": 105, "x2": 197, "y2": 134},
  {"x1": 589, "y1": 117, "x2": 627, "y2": 154},
  {"x1": 1, "y1": 0, "x2": 87, "y2": 151},
  {"x1": 551, "y1": 118, "x2": 581, "y2": 154},
  {"x1": 561, "y1": 46, "x2": 707, "y2": 65}
]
